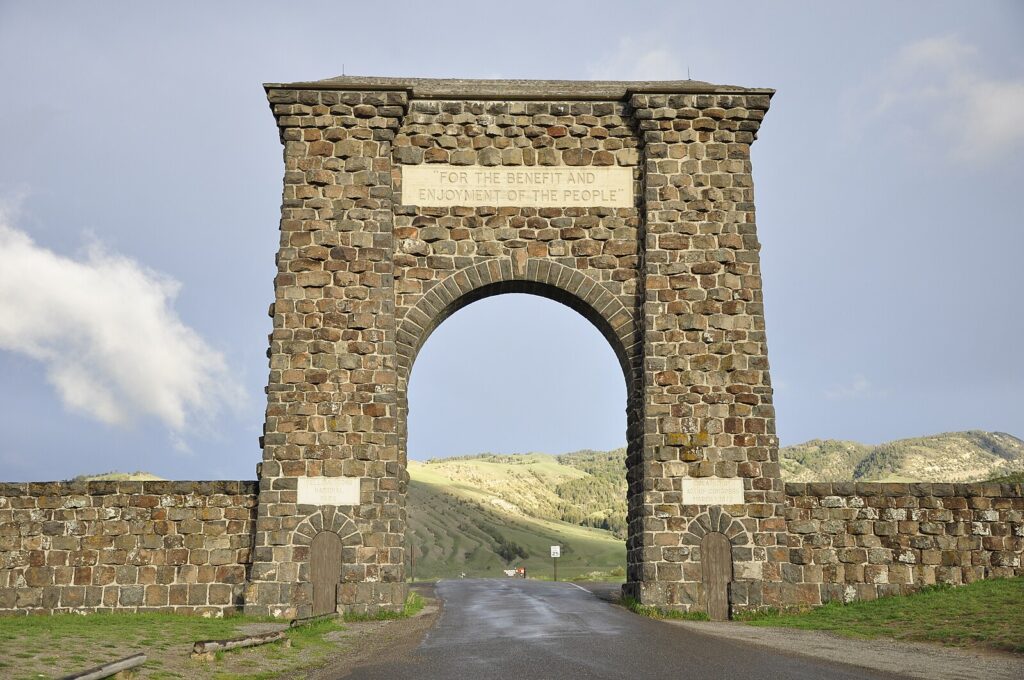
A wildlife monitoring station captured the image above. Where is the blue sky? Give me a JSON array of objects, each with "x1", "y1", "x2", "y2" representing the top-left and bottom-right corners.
[{"x1": 0, "y1": 1, "x2": 1021, "y2": 481}]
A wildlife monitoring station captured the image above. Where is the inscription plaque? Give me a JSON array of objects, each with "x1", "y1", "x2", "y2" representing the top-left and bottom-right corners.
[
  {"x1": 297, "y1": 477, "x2": 361, "y2": 506},
  {"x1": 681, "y1": 478, "x2": 745, "y2": 505},
  {"x1": 401, "y1": 165, "x2": 633, "y2": 208}
]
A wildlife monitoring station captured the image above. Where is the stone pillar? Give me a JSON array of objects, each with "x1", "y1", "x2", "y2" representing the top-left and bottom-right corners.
[
  {"x1": 623, "y1": 92, "x2": 783, "y2": 612},
  {"x1": 245, "y1": 87, "x2": 409, "y2": 618}
]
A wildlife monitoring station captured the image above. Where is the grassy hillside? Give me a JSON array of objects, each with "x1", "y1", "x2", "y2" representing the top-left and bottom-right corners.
[
  {"x1": 409, "y1": 430, "x2": 1022, "y2": 577},
  {"x1": 73, "y1": 471, "x2": 165, "y2": 481},
  {"x1": 778, "y1": 440, "x2": 871, "y2": 482},
  {"x1": 781, "y1": 431, "x2": 1024, "y2": 483},
  {"x1": 408, "y1": 459, "x2": 625, "y2": 580}
]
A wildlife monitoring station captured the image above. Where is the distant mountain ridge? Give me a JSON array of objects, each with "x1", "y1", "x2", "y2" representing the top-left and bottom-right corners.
[{"x1": 780, "y1": 431, "x2": 1024, "y2": 483}]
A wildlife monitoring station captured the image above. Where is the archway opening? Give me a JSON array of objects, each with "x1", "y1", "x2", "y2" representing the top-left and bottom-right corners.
[{"x1": 403, "y1": 291, "x2": 630, "y2": 583}]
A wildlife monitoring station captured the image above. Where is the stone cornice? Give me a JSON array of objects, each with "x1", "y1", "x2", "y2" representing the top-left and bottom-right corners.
[{"x1": 263, "y1": 75, "x2": 775, "y2": 100}]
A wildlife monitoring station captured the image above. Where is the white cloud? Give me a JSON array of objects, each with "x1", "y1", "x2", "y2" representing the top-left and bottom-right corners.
[
  {"x1": 0, "y1": 208, "x2": 243, "y2": 434},
  {"x1": 824, "y1": 374, "x2": 875, "y2": 401},
  {"x1": 856, "y1": 35, "x2": 1024, "y2": 161},
  {"x1": 587, "y1": 36, "x2": 685, "y2": 81}
]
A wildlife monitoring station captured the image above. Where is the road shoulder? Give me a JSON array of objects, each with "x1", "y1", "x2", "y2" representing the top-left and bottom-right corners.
[
  {"x1": 307, "y1": 584, "x2": 442, "y2": 680},
  {"x1": 661, "y1": 619, "x2": 1024, "y2": 680}
]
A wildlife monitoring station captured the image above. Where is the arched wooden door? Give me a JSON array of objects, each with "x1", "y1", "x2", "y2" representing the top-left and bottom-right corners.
[
  {"x1": 311, "y1": 531, "x2": 343, "y2": 616},
  {"x1": 701, "y1": 532, "x2": 733, "y2": 621}
]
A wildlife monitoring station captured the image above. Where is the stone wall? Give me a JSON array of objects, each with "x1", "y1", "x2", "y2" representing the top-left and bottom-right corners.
[
  {"x1": 779, "y1": 482, "x2": 1024, "y2": 607},
  {"x1": 0, "y1": 481, "x2": 257, "y2": 616}
]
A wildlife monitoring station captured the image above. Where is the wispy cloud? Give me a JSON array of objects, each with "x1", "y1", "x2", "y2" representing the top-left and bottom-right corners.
[
  {"x1": 851, "y1": 35, "x2": 1024, "y2": 161},
  {"x1": 587, "y1": 36, "x2": 685, "y2": 81},
  {"x1": 0, "y1": 204, "x2": 243, "y2": 436},
  {"x1": 824, "y1": 374, "x2": 875, "y2": 401}
]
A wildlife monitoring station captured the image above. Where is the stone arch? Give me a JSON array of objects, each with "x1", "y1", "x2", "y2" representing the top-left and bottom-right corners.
[
  {"x1": 394, "y1": 256, "x2": 646, "y2": 591},
  {"x1": 681, "y1": 506, "x2": 749, "y2": 548},
  {"x1": 293, "y1": 508, "x2": 361, "y2": 548},
  {"x1": 395, "y1": 258, "x2": 640, "y2": 392}
]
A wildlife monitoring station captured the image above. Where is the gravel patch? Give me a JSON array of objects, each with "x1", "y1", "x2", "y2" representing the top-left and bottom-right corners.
[{"x1": 665, "y1": 620, "x2": 1024, "y2": 680}]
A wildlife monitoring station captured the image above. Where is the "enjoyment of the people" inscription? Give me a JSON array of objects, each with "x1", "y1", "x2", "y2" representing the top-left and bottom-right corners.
[{"x1": 401, "y1": 165, "x2": 633, "y2": 208}]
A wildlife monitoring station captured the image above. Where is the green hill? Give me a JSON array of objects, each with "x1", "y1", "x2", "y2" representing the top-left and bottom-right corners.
[
  {"x1": 407, "y1": 457, "x2": 625, "y2": 580},
  {"x1": 781, "y1": 431, "x2": 1024, "y2": 483},
  {"x1": 73, "y1": 471, "x2": 165, "y2": 481}
]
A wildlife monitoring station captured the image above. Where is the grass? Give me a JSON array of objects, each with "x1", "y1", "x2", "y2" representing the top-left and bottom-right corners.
[
  {"x1": 0, "y1": 610, "x2": 260, "y2": 646},
  {"x1": 0, "y1": 604, "x2": 416, "y2": 679},
  {"x1": 740, "y1": 577, "x2": 1024, "y2": 653},
  {"x1": 0, "y1": 611, "x2": 270, "y2": 679},
  {"x1": 342, "y1": 591, "x2": 425, "y2": 622},
  {"x1": 620, "y1": 595, "x2": 709, "y2": 621}
]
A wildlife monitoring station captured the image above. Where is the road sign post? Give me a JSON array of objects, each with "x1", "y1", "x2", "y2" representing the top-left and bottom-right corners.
[{"x1": 550, "y1": 545, "x2": 560, "y2": 582}]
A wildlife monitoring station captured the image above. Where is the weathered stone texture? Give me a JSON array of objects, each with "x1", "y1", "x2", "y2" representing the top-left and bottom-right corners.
[
  {"x1": 251, "y1": 78, "x2": 784, "y2": 617},
  {"x1": 0, "y1": 481, "x2": 256, "y2": 616},
  {"x1": 621, "y1": 92, "x2": 781, "y2": 612},
  {"x1": 247, "y1": 88, "x2": 409, "y2": 619},
  {"x1": 781, "y1": 482, "x2": 1024, "y2": 606}
]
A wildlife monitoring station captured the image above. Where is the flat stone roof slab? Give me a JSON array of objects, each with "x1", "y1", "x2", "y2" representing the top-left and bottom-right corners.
[{"x1": 263, "y1": 75, "x2": 774, "y2": 100}]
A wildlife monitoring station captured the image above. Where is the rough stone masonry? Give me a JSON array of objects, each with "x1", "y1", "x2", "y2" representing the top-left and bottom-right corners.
[
  {"x1": 245, "y1": 74, "x2": 801, "y2": 618},
  {"x1": 0, "y1": 77, "x2": 1020, "y2": 619}
]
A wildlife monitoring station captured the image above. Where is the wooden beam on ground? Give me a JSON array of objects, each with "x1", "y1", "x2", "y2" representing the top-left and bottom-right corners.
[
  {"x1": 289, "y1": 612, "x2": 339, "y2": 628},
  {"x1": 60, "y1": 652, "x2": 147, "y2": 680},
  {"x1": 190, "y1": 630, "x2": 290, "y2": 660}
]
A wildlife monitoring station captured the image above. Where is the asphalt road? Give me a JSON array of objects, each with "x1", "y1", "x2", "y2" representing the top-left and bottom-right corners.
[{"x1": 343, "y1": 579, "x2": 906, "y2": 680}]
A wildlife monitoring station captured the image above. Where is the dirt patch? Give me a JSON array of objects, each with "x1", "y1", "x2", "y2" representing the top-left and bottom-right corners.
[{"x1": 305, "y1": 602, "x2": 441, "y2": 680}]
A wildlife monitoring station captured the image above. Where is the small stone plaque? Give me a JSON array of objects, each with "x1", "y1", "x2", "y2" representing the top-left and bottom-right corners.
[
  {"x1": 681, "y1": 478, "x2": 745, "y2": 505},
  {"x1": 401, "y1": 165, "x2": 633, "y2": 208},
  {"x1": 297, "y1": 477, "x2": 361, "y2": 506}
]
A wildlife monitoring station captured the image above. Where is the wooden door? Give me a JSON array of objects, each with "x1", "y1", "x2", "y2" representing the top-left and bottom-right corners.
[
  {"x1": 311, "y1": 531, "x2": 343, "y2": 616},
  {"x1": 701, "y1": 532, "x2": 733, "y2": 621}
]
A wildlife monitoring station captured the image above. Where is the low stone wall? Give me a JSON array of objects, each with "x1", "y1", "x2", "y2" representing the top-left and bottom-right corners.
[
  {"x1": 780, "y1": 482, "x2": 1024, "y2": 606},
  {"x1": 3, "y1": 477, "x2": 1022, "y2": 617},
  {"x1": 0, "y1": 481, "x2": 257, "y2": 616}
]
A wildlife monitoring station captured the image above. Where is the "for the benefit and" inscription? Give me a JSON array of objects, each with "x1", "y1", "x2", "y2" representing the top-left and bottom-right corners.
[{"x1": 401, "y1": 165, "x2": 634, "y2": 208}]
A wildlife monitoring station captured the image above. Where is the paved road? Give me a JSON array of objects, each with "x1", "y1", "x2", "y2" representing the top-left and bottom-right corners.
[{"x1": 344, "y1": 579, "x2": 905, "y2": 680}]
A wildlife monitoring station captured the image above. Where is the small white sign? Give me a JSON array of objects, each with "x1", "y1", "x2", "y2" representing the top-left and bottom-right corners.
[
  {"x1": 550, "y1": 545, "x2": 561, "y2": 558},
  {"x1": 297, "y1": 477, "x2": 361, "y2": 506},
  {"x1": 681, "y1": 478, "x2": 745, "y2": 505}
]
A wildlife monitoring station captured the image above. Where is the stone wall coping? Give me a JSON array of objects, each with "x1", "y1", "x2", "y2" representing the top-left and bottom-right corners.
[
  {"x1": 0, "y1": 480, "x2": 258, "y2": 497},
  {"x1": 262, "y1": 75, "x2": 775, "y2": 100},
  {"x1": 784, "y1": 481, "x2": 1024, "y2": 497}
]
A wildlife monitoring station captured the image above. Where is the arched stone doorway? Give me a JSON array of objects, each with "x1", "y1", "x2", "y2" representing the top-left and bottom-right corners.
[{"x1": 246, "y1": 76, "x2": 780, "y2": 618}]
